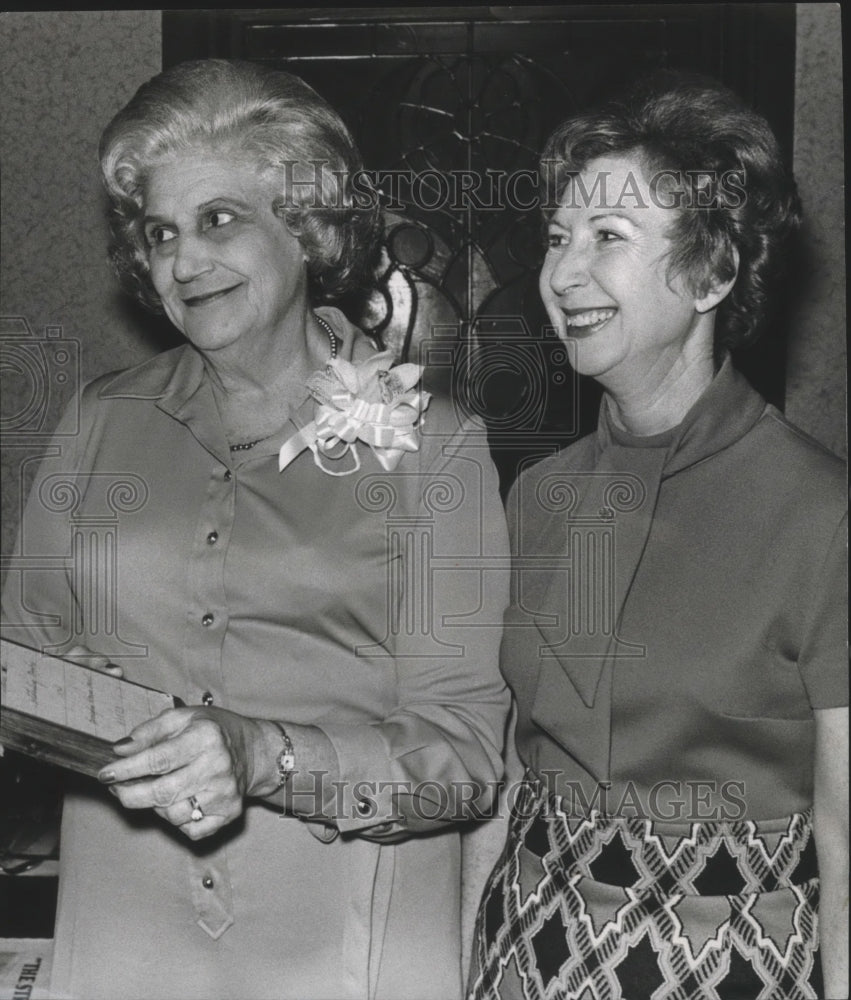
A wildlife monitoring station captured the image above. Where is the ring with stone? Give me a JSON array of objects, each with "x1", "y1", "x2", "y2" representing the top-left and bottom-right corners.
[{"x1": 189, "y1": 795, "x2": 204, "y2": 823}]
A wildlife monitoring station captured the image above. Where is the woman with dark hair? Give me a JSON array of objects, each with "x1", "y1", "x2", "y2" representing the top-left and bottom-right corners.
[
  {"x1": 2, "y1": 59, "x2": 510, "y2": 999},
  {"x1": 468, "y1": 73, "x2": 847, "y2": 999}
]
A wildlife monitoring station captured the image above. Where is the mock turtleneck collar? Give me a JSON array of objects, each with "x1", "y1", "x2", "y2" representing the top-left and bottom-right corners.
[
  {"x1": 597, "y1": 355, "x2": 768, "y2": 478},
  {"x1": 526, "y1": 356, "x2": 769, "y2": 784}
]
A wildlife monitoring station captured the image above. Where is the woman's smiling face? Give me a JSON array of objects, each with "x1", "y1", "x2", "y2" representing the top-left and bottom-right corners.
[
  {"x1": 539, "y1": 153, "x2": 711, "y2": 390},
  {"x1": 144, "y1": 150, "x2": 308, "y2": 356}
]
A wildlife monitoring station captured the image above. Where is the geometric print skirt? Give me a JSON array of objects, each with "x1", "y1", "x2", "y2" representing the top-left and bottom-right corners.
[{"x1": 468, "y1": 780, "x2": 822, "y2": 1000}]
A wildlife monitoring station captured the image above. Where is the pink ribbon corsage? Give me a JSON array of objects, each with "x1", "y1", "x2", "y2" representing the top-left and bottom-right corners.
[{"x1": 278, "y1": 352, "x2": 431, "y2": 476}]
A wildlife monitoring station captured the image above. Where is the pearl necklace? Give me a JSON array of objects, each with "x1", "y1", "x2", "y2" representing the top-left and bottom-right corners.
[{"x1": 228, "y1": 316, "x2": 338, "y2": 452}]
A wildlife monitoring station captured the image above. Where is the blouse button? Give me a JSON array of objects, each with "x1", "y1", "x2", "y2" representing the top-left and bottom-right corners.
[
  {"x1": 201, "y1": 613, "x2": 214, "y2": 627},
  {"x1": 223, "y1": 470, "x2": 232, "y2": 482},
  {"x1": 201, "y1": 691, "x2": 214, "y2": 706},
  {"x1": 202, "y1": 876, "x2": 214, "y2": 889},
  {"x1": 206, "y1": 531, "x2": 219, "y2": 544}
]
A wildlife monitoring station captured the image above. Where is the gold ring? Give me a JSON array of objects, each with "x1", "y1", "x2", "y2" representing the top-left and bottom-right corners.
[{"x1": 189, "y1": 795, "x2": 204, "y2": 822}]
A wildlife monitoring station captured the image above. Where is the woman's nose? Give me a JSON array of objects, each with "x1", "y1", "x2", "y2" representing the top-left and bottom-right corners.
[
  {"x1": 171, "y1": 235, "x2": 213, "y2": 283},
  {"x1": 548, "y1": 242, "x2": 591, "y2": 294}
]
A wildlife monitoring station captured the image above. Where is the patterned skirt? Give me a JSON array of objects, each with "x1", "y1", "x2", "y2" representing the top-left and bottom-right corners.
[{"x1": 468, "y1": 780, "x2": 822, "y2": 1000}]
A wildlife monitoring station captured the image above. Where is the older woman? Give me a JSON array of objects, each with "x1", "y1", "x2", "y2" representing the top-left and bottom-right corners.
[
  {"x1": 1, "y1": 60, "x2": 510, "y2": 1000},
  {"x1": 468, "y1": 74, "x2": 847, "y2": 999}
]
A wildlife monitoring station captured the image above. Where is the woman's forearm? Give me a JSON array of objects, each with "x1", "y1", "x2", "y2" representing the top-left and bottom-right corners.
[
  {"x1": 252, "y1": 719, "x2": 341, "y2": 816},
  {"x1": 814, "y1": 705, "x2": 849, "y2": 998},
  {"x1": 818, "y1": 850, "x2": 849, "y2": 998}
]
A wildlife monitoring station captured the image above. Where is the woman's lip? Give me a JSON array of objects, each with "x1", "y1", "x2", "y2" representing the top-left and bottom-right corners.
[
  {"x1": 562, "y1": 305, "x2": 617, "y2": 318},
  {"x1": 182, "y1": 284, "x2": 242, "y2": 306},
  {"x1": 561, "y1": 306, "x2": 618, "y2": 336}
]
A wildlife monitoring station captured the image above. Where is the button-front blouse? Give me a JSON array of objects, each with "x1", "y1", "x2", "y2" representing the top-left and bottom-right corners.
[{"x1": 1, "y1": 307, "x2": 511, "y2": 1000}]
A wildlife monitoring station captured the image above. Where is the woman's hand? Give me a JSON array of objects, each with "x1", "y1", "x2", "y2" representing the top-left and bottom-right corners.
[
  {"x1": 97, "y1": 707, "x2": 279, "y2": 840},
  {"x1": 65, "y1": 644, "x2": 123, "y2": 678}
]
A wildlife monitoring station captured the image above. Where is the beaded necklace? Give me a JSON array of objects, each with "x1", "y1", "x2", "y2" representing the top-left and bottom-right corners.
[{"x1": 228, "y1": 315, "x2": 338, "y2": 452}]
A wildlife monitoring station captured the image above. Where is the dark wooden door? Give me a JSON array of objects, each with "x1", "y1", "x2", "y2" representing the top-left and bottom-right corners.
[{"x1": 163, "y1": 5, "x2": 796, "y2": 490}]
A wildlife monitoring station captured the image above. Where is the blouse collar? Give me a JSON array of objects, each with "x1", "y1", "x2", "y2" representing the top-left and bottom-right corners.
[
  {"x1": 528, "y1": 356, "x2": 768, "y2": 784},
  {"x1": 596, "y1": 354, "x2": 768, "y2": 479},
  {"x1": 95, "y1": 307, "x2": 372, "y2": 463}
]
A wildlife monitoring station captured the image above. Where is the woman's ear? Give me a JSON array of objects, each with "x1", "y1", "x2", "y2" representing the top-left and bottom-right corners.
[
  {"x1": 695, "y1": 244, "x2": 739, "y2": 314},
  {"x1": 274, "y1": 200, "x2": 308, "y2": 261}
]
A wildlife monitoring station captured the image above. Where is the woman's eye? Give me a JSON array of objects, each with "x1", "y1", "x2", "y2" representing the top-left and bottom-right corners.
[
  {"x1": 146, "y1": 226, "x2": 176, "y2": 247},
  {"x1": 597, "y1": 229, "x2": 622, "y2": 243},
  {"x1": 206, "y1": 210, "x2": 236, "y2": 229},
  {"x1": 545, "y1": 232, "x2": 569, "y2": 250}
]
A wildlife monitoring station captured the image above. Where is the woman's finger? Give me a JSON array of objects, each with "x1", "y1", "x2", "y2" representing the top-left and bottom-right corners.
[
  {"x1": 65, "y1": 644, "x2": 123, "y2": 678},
  {"x1": 153, "y1": 787, "x2": 243, "y2": 842},
  {"x1": 97, "y1": 709, "x2": 249, "y2": 835},
  {"x1": 108, "y1": 744, "x2": 238, "y2": 810},
  {"x1": 99, "y1": 717, "x2": 230, "y2": 787},
  {"x1": 111, "y1": 765, "x2": 196, "y2": 811},
  {"x1": 155, "y1": 790, "x2": 218, "y2": 828},
  {"x1": 112, "y1": 706, "x2": 196, "y2": 755},
  {"x1": 177, "y1": 814, "x2": 223, "y2": 841},
  {"x1": 153, "y1": 796, "x2": 226, "y2": 840}
]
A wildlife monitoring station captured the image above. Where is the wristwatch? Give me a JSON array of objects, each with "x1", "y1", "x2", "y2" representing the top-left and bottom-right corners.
[{"x1": 272, "y1": 721, "x2": 296, "y2": 788}]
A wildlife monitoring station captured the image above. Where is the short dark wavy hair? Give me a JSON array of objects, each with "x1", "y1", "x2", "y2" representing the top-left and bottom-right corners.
[
  {"x1": 99, "y1": 59, "x2": 381, "y2": 308},
  {"x1": 540, "y1": 71, "x2": 802, "y2": 349}
]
